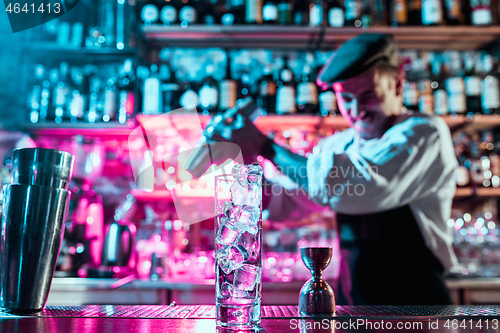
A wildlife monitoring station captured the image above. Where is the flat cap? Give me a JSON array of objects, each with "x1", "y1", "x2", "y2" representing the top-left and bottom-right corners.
[{"x1": 317, "y1": 33, "x2": 399, "y2": 84}]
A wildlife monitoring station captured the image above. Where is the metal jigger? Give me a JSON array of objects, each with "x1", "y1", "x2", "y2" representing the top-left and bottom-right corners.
[{"x1": 299, "y1": 247, "x2": 336, "y2": 316}]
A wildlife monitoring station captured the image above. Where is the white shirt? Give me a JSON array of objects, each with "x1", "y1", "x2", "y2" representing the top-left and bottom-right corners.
[{"x1": 307, "y1": 113, "x2": 459, "y2": 269}]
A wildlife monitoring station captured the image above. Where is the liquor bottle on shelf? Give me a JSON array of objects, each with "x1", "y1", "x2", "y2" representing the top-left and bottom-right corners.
[
  {"x1": 408, "y1": 0, "x2": 422, "y2": 25},
  {"x1": 198, "y1": 65, "x2": 219, "y2": 115},
  {"x1": 40, "y1": 73, "x2": 53, "y2": 123},
  {"x1": 28, "y1": 65, "x2": 45, "y2": 124},
  {"x1": 246, "y1": 0, "x2": 264, "y2": 23},
  {"x1": 455, "y1": 133, "x2": 471, "y2": 188},
  {"x1": 237, "y1": 71, "x2": 252, "y2": 100},
  {"x1": 392, "y1": 0, "x2": 408, "y2": 26},
  {"x1": 222, "y1": 0, "x2": 245, "y2": 25},
  {"x1": 319, "y1": 88, "x2": 337, "y2": 117},
  {"x1": 103, "y1": 72, "x2": 117, "y2": 122},
  {"x1": 344, "y1": 0, "x2": 362, "y2": 26},
  {"x1": 160, "y1": 64, "x2": 181, "y2": 113},
  {"x1": 481, "y1": 54, "x2": 500, "y2": 115},
  {"x1": 445, "y1": 0, "x2": 463, "y2": 25},
  {"x1": 140, "y1": 0, "x2": 160, "y2": 25},
  {"x1": 403, "y1": 81, "x2": 419, "y2": 111},
  {"x1": 179, "y1": 74, "x2": 199, "y2": 109},
  {"x1": 143, "y1": 64, "x2": 162, "y2": 115},
  {"x1": 263, "y1": 0, "x2": 278, "y2": 24},
  {"x1": 417, "y1": 54, "x2": 434, "y2": 114},
  {"x1": 118, "y1": 59, "x2": 136, "y2": 125},
  {"x1": 296, "y1": 65, "x2": 319, "y2": 114},
  {"x1": 69, "y1": 67, "x2": 86, "y2": 123},
  {"x1": 470, "y1": 0, "x2": 492, "y2": 26},
  {"x1": 276, "y1": 56, "x2": 296, "y2": 114},
  {"x1": 201, "y1": 0, "x2": 219, "y2": 25},
  {"x1": 464, "y1": 52, "x2": 482, "y2": 115},
  {"x1": 469, "y1": 134, "x2": 486, "y2": 187},
  {"x1": 421, "y1": 0, "x2": 444, "y2": 25},
  {"x1": 219, "y1": 57, "x2": 237, "y2": 111},
  {"x1": 309, "y1": 0, "x2": 325, "y2": 26},
  {"x1": 326, "y1": 0, "x2": 344, "y2": 27},
  {"x1": 293, "y1": 0, "x2": 309, "y2": 25},
  {"x1": 446, "y1": 51, "x2": 467, "y2": 115},
  {"x1": 431, "y1": 56, "x2": 448, "y2": 115},
  {"x1": 360, "y1": 0, "x2": 373, "y2": 27},
  {"x1": 481, "y1": 130, "x2": 500, "y2": 188},
  {"x1": 258, "y1": 66, "x2": 277, "y2": 115},
  {"x1": 372, "y1": 0, "x2": 388, "y2": 26},
  {"x1": 278, "y1": 0, "x2": 293, "y2": 25},
  {"x1": 86, "y1": 76, "x2": 102, "y2": 123},
  {"x1": 53, "y1": 63, "x2": 71, "y2": 124},
  {"x1": 179, "y1": 0, "x2": 198, "y2": 26},
  {"x1": 160, "y1": 0, "x2": 178, "y2": 26}
]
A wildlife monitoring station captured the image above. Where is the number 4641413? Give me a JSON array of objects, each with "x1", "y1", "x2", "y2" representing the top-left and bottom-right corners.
[{"x1": 5, "y1": 2, "x2": 61, "y2": 14}]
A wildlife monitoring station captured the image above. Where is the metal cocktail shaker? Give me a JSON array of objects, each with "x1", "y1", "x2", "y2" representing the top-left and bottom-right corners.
[{"x1": 1, "y1": 148, "x2": 74, "y2": 311}]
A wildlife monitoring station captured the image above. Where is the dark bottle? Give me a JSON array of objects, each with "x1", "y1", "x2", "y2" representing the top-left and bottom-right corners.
[
  {"x1": 28, "y1": 65, "x2": 45, "y2": 124},
  {"x1": 392, "y1": 0, "x2": 408, "y2": 26},
  {"x1": 344, "y1": 0, "x2": 362, "y2": 26},
  {"x1": 86, "y1": 75, "x2": 102, "y2": 123},
  {"x1": 422, "y1": 0, "x2": 444, "y2": 25},
  {"x1": 160, "y1": 0, "x2": 178, "y2": 26},
  {"x1": 103, "y1": 73, "x2": 117, "y2": 122},
  {"x1": 237, "y1": 72, "x2": 252, "y2": 100},
  {"x1": 222, "y1": 0, "x2": 245, "y2": 25},
  {"x1": 198, "y1": 65, "x2": 219, "y2": 115},
  {"x1": 326, "y1": 0, "x2": 344, "y2": 27},
  {"x1": 470, "y1": 0, "x2": 492, "y2": 26},
  {"x1": 445, "y1": 0, "x2": 463, "y2": 25},
  {"x1": 360, "y1": 0, "x2": 373, "y2": 27},
  {"x1": 278, "y1": 0, "x2": 293, "y2": 25},
  {"x1": 276, "y1": 56, "x2": 296, "y2": 114},
  {"x1": 456, "y1": 133, "x2": 472, "y2": 188},
  {"x1": 408, "y1": 0, "x2": 422, "y2": 25},
  {"x1": 446, "y1": 51, "x2": 467, "y2": 115},
  {"x1": 481, "y1": 54, "x2": 500, "y2": 115},
  {"x1": 431, "y1": 57, "x2": 449, "y2": 115},
  {"x1": 219, "y1": 56, "x2": 237, "y2": 111},
  {"x1": 464, "y1": 53, "x2": 482, "y2": 115},
  {"x1": 263, "y1": 0, "x2": 278, "y2": 23},
  {"x1": 178, "y1": 69, "x2": 200, "y2": 110},
  {"x1": 246, "y1": 0, "x2": 263, "y2": 23},
  {"x1": 309, "y1": 0, "x2": 325, "y2": 26},
  {"x1": 293, "y1": 0, "x2": 309, "y2": 24},
  {"x1": 296, "y1": 65, "x2": 319, "y2": 114},
  {"x1": 53, "y1": 63, "x2": 71, "y2": 124},
  {"x1": 179, "y1": 0, "x2": 198, "y2": 26},
  {"x1": 258, "y1": 66, "x2": 277, "y2": 115},
  {"x1": 160, "y1": 64, "x2": 181, "y2": 113},
  {"x1": 319, "y1": 88, "x2": 338, "y2": 117}
]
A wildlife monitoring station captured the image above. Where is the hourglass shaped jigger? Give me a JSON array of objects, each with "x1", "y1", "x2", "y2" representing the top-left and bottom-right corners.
[{"x1": 299, "y1": 247, "x2": 336, "y2": 316}]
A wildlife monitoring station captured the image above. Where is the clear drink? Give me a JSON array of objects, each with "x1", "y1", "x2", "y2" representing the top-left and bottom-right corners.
[{"x1": 215, "y1": 165, "x2": 263, "y2": 329}]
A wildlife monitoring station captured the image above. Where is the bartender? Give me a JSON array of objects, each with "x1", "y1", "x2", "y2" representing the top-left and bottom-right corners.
[{"x1": 218, "y1": 33, "x2": 458, "y2": 305}]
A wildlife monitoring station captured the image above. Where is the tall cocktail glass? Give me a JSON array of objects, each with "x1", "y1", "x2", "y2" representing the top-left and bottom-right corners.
[{"x1": 215, "y1": 165, "x2": 263, "y2": 329}]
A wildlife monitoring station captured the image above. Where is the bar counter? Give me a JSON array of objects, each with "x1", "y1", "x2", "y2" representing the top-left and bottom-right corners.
[{"x1": 1, "y1": 305, "x2": 499, "y2": 332}]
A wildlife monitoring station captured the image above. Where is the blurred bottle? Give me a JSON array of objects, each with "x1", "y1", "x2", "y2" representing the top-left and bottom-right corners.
[
  {"x1": 246, "y1": 0, "x2": 264, "y2": 23},
  {"x1": 103, "y1": 72, "x2": 117, "y2": 122},
  {"x1": 219, "y1": 55, "x2": 237, "y2": 111},
  {"x1": 392, "y1": 0, "x2": 408, "y2": 26},
  {"x1": 481, "y1": 54, "x2": 500, "y2": 115},
  {"x1": 237, "y1": 71, "x2": 252, "y2": 100},
  {"x1": 372, "y1": 0, "x2": 389, "y2": 26},
  {"x1": 360, "y1": 0, "x2": 373, "y2": 27},
  {"x1": 446, "y1": 51, "x2": 467, "y2": 114},
  {"x1": 160, "y1": 63, "x2": 181, "y2": 113},
  {"x1": 417, "y1": 53, "x2": 434, "y2": 114},
  {"x1": 86, "y1": 75, "x2": 102, "y2": 123},
  {"x1": 263, "y1": 0, "x2": 279, "y2": 23},
  {"x1": 309, "y1": 0, "x2": 325, "y2": 26},
  {"x1": 470, "y1": 0, "x2": 492, "y2": 26},
  {"x1": 344, "y1": 0, "x2": 362, "y2": 26},
  {"x1": 408, "y1": 0, "x2": 422, "y2": 24},
  {"x1": 143, "y1": 64, "x2": 162, "y2": 115},
  {"x1": 28, "y1": 65, "x2": 45, "y2": 124},
  {"x1": 293, "y1": 0, "x2": 309, "y2": 24},
  {"x1": 431, "y1": 56, "x2": 449, "y2": 115},
  {"x1": 278, "y1": 0, "x2": 293, "y2": 25},
  {"x1": 222, "y1": 0, "x2": 246, "y2": 25},
  {"x1": 464, "y1": 52, "x2": 482, "y2": 115},
  {"x1": 319, "y1": 88, "x2": 337, "y2": 117},
  {"x1": 276, "y1": 56, "x2": 296, "y2": 114},
  {"x1": 198, "y1": 65, "x2": 219, "y2": 115},
  {"x1": 296, "y1": 65, "x2": 319, "y2": 114},
  {"x1": 456, "y1": 133, "x2": 471, "y2": 188},
  {"x1": 69, "y1": 67, "x2": 86, "y2": 123},
  {"x1": 118, "y1": 59, "x2": 136, "y2": 124},
  {"x1": 422, "y1": 0, "x2": 444, "y2": 25},
  {"x1": 445, "y1": 0, "x2": 463, "y2": 25},
  {"x1": 160, "y1": 0, "x2": 178, "y2": 26},
  {"x1": 53, "y1": 63, "x2": 70, "y2": 123},
  {"x1": 179, "y1": 75, "x2": 199, "y2": 109},
  {"x1": 258, "y1": 66, "x2": 277, "y2": 114},
  {"x1": 179, "y1": 0, "x2": 198, "y2": 26},
  {"x1": 326, "y1": 0, "x2": 345, "y2": 27},
  {"x1": 140, "y1": 0, "x2": 160, "y2": 25}
]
